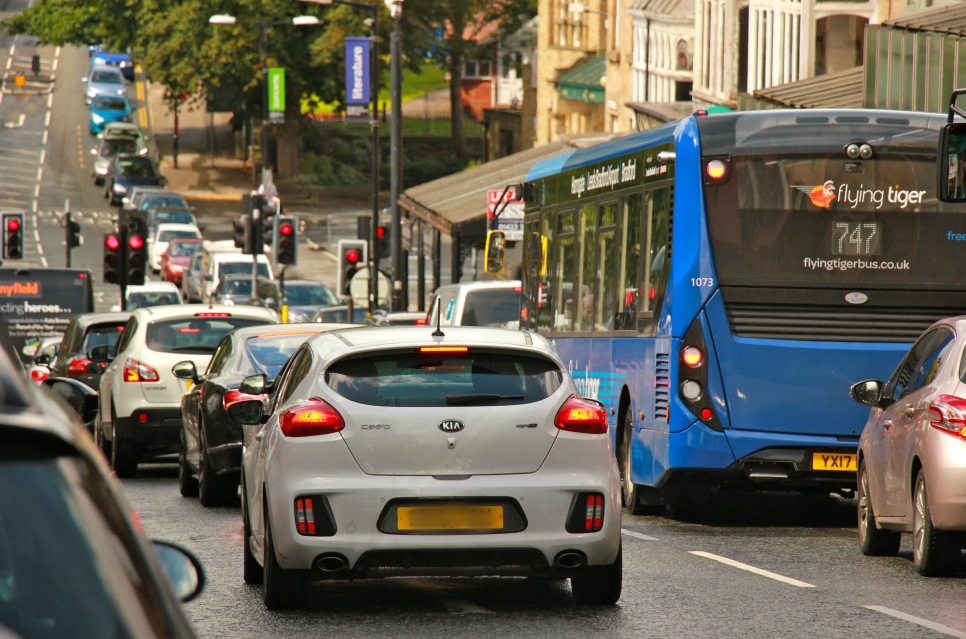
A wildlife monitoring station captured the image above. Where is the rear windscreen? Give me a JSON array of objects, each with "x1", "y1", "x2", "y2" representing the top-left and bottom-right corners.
[
  {"x1": 158, "y1": 229, "x2": 198, "y2": 243},
  {"x1": 80, "y1": 324, "x2": 125, "y2": 354},
  {"x1": 146, "y1": 317, "x2": 266, "y2": 353},
  {"x1": 460, "y1": 289, "x2": 521, "y2": 327},
  {"x1": 325, "y1": 349, "x2": 562, "y2": 407},
  {"x1": 247, "y1": 333, "x2": 320, "y2": 378},
  {"x1": 219, "y1": 262, "x2": 271, "y2": 278}
]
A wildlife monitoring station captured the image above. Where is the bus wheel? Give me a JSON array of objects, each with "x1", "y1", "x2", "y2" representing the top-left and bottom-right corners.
[{"x1": 620, "y1": 411, "x2": 647, "y2": 515}]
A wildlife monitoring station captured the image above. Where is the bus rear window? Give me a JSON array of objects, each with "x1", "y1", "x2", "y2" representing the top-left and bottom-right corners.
[{"x1": 325, "y1": 349, "x2": 562, "y2": 407}]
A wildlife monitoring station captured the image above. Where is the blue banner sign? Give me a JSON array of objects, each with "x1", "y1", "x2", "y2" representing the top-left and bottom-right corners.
[{"x1": 345, "y1": 37, "x2": 370, "y2": 106}]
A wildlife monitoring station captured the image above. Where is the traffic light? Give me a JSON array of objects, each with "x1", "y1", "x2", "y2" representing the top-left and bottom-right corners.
[
  {"x1": 376, "y1": 225, "x2": 390, "y2": 259},
  {"x1": 67, "y1": 217, "x2": 81, "y2": 249},
  {"x1": 233, "y1": 216, "x2": 247, "y2": 249},
  {"x1": 248, "y1": 214, "x2": 263, "y2": 256},
  {"x1": 125, "y1": 215, "x2": 148, "y2": 285},
  {"x1": 31, "y1": 55, "x2": 40, "y2": 75},
  {"x1": 103, "y1": 231, "x2": 124, "y2": 285},
  {"x1": 337, "y1": 240, "x2": 366, "y2": 297},
  {"x1": 274, "y1": 214, "x2": 298, "y2": 266},
  {"x1": 2, "y1": 212, "x2": 24, "y2": 260}
]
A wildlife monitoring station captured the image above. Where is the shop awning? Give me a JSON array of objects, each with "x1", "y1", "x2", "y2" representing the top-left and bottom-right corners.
[{"x1": 557, "y1": 55, "x2": 606, "y2": 103}]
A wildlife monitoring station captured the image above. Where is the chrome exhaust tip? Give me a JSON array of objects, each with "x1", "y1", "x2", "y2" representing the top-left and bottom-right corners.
[
  {"x1": 555, "y1": 552, "x2": 585, "y2": 569},
  {"x1": 316, "y1": 555, "x2": 347, "y2": 572}
]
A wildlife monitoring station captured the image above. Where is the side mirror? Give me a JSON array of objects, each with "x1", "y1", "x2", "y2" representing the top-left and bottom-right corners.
[
  {"x1": 238, "y1": 374, "x2": 267, "y2": 395},
  {"x1": 171, "y1": 360, "x2": 198, "y2": 381},
  {"x1": 850, "y1": 380, "x2": 884, "y2": 407},
  {"x1": 152, "y1": 540, "x2": 205, "y2": 602},
  {"x1": 41, "y1": 377, "x2": 99, "y2": 424},
  {"x1": 939, "y1": 122, "x2": 966, "y2": 202},
  {"x1": 484, "y1": 230, "x2": 506, "y2": 276},
  {"x1": 34, "y1": 353, "x2": 51, "y2": 366},
  {"x1": 87, "y1": 344, "x2": 111, "y2": 364},
  {"x1": 228, "y1": 399, "x2": 264, "y2": 425}
]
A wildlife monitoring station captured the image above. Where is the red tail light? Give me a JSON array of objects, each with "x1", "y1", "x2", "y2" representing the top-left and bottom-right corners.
[
  {"x1": 195, "y1": 312, "x2": 230, "y2": 317},
  {"x1": 585, "y1": 494, "x2": 603, "y2": 531},
  {"x1": 295, "y1": 497, "x2": 316, "y2": 534},
  {"x1": 415, "y1": 318, "x2": 426, "y2": 326},
  {"x1": 68, "y1": 358, "x2": 93, "y2": 375},
  {"x1": 223, "y1": 389, "x2": 264, "y2": 410},
  {"x1": 928, "y1": 395, "x2": 966, "y2": 440},
  {"x1": 30, "y1": 368, "x2": 49, "y2": 382},
  {"x1": 279, "y1": 399, "x2": 345, "y2": 437},
  {"x1": 554, "y1": 396, "x2": 608, "y2": 434},
  {"x1": 123, "y1": 358, "x2": 159, "y2": 382}
]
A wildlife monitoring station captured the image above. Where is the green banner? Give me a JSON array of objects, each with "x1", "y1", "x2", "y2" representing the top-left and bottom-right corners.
[{"x1": 268, "y1": 68, "x2": 285, "y2": 112}]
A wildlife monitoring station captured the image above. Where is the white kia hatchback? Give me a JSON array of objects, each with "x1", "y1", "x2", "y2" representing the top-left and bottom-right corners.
[
  {"x1": 232, "y1": 325, "x2": 622, "y2": 610},
  {"x1": 96, "y1": 304, "x2": 277, "y2": 477}
]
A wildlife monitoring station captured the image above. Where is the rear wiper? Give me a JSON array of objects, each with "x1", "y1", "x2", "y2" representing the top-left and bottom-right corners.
[{"x1": 446, "y1": 393, "x2": 524, "y2": 406}]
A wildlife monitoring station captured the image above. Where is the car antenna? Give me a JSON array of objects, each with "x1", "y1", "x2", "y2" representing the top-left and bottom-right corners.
[{"x1": 431, "y1": 297, "x2": 444, "y2": 337}]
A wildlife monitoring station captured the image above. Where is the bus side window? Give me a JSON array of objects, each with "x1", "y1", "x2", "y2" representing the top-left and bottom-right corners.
[
  {"x1": 595, "y1": 203, "x2": 618, "y2": 331},
  {"x1": 536, "y1": 211, "x2": 555, "y2": 333},
  {"x1": 616, "y1": 194, "x2": 642, "y2": 331},
  {"x1": 576, "y1": 204, "x2": 598, "y2": 332},
  {"x1": 553, "y1": 212, "x2": 576, "y2": 332},
  {"x1": 645, "y1": 188, "x2": 671, "y2": 317}
]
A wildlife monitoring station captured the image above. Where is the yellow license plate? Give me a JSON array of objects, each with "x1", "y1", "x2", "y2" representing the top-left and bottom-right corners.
[
  {"x1": 812, "y1": 452, "x2": 857, "y2": 471},
  {"x1": 397, "y1": 505, "x2": 504, "y2": 531}
]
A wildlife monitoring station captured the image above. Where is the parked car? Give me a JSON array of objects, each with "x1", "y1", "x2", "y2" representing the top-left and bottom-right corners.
[
  {"x1": 91, "y1": 135, "x2": 139, "y2": 185},
  {"x1": 98, "y1": 121, "x2": 148, "y2": 154},
  {"x1": 182, "y1": 251, "x2": 204, "y2": 303},
  {"x1": 25, "y1": 336, "x2": 62, "y2": 383},
  {"x1": 211, "y1": 275, "x2": 276, "y2": 306},
  {"x1": 176, "y1": 323, "x2": 353, "y2": 506},
  {"x1": 254, "y1": 279, "x2": 339, "y2": 322},
  {"x1": 83, "y1": 65, "x2": 125, "y2": 105},
  {"x1": 89, "y1": 95, "x2": 133, "y2": 135},
  {"x1": 0, "y1": 346, "x2": 205, "y2": 638},
  {"x1": 150, "y1": 223, "x2": 202, "y2": 272},
  {"x1": 125, "y1": 282, "x2": 183, "y2": 309},
  {"x1": 122, "y1": 185, "x2": 166, "y2": 210},
  {"x1": 104, "y1": 154, "x2": 164, "y2": 205},
  {"x1": 162, "y1": 238, "x2": 204, "y2": 285},
  {"x1": 91, "y1": 50, "x2": 134, "y2": 80},
  {"x1": 851, "y1": 318, "x2": 966, "y2": 576},
  {"x1": 427, "y1": 280, "x2": 523, "y2": 328},
  {"x1": 310, "y1": 305, "x2": 368, "y2": 324},
  {"x1": 229, "y1": 326, "x2": 622, "y2": 609},
  {"x1": 94, "y1": 305, "x2": 278, "y2": 477},
  {"x1": 49, "y1": 311, "x2": 131, "y2": 395},
  {"x1": 364, "y1": 311, "x2": 427, "y2": 326}
]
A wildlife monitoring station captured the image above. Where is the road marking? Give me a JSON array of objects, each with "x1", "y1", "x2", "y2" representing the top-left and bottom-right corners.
[
  {"x1": 39, "y1": 149, "x2": 45, "y2": 164},
  {"x1": 3, "y1": 114, "x2": 25, "y2": 128},
  {"x1": 440, "y1": 599, "x2": 492, "y2": 614},
  {"x1": 46, "y1": 92, "x2": 52, "y2": 108},
  {"x1": 31, "y1": 200, "x2": 37, "y2": 213},
  {"x1": 4, "y1": 57, "x2": 10, "y2": 71},
  {"x1": 689, "y1": 551, "x2": 815, "y2": 588},
  {"x1": 42, "y1": 129, "x2": 47, "y2": 145},
  {"x1": 622, "y1": 528, "x2": 658, "y2": 541},
  {"x1": 36, "y1": 167, "x2": 42, "y2": 181},
  {"x1": 54, "y1": 46, "x2": 60, "y2": 57},
  {"x1": 44, "y1": 111, "x2": 50, "y2": 127},
  {"x1": 7, "y1": 45, "x2": 13, "y2": 56},
  {"x1": 32, "y1": 228, "x2": 40, "y2": 243},
  {"x1": 865, "y1": 606, "x2": 966, "y2": 638},
  {"x1": 33, "y1": 184, "x2": 40, "y2": 198}
]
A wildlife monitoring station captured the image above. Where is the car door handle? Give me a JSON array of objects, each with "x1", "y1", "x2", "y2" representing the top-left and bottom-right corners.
[
  {"x1": 903, "y1": 407, "x2": 915, "y2": 417},
  {"x1": 883, "y1": 420, "x2": 892, "y2": 429}
]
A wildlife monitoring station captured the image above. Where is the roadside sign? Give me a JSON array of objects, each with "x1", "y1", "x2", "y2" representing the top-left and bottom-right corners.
[
  {"x1": 487, "y1": 189, "x2": 524, "y2": 241},
  {"x1": 268, "y1": 68, "x2": 285, "y2": 123},
  {"x1": 345, "y1": 37, "x2": 370, "y2": 118}
]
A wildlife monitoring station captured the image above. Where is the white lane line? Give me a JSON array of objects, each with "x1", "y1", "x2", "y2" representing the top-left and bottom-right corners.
[
  {"x1": 36, "y1": 167, "x2": 42, "y2": 182},
  {"x1": 689, "y1": 551, "x2": 815, "y2": 588},
  {"x1": 622, "y1": 528, "x2": 659, "y2": 541},
  {"x1": 39, "y1": 149, "x2": 45, "y2": 165},
  {"x1": 44, "y1": 111, "x2": 50, "y2": 127},
  {"x1": 440, "y1": 599, "x2": 492, "y2": 614},
  {"x1": 42, "y1": 129, "x2": 47, "y2": 145},
  {"x1": 4, "y1": 57, "x2": 10, "y2": 71},
  {"x1": 31, "y1": 200, "x2": 37, "y2": 213},
  {"x1": 7, "y1": 45, "x2": 13, "y2": 57},
  {"x1": 51, "y1": 57, "x2": 57, "y2": 71},
  {"x1": 32, "y1": 228, "x2": 40, "y2": 243},
  {"x1": 54, "y1": 46, "x2": 60, "y2": 57},
  {"x1": 865, "y1": 606, "x2": 966, "y2": 638},
  {"x1": 33, "y1": 184, "x2": 40, "y2": 198}
]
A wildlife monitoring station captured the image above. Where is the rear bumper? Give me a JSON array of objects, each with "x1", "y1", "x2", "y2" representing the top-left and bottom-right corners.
[
  {"x1": 115, "y1": 407, "x2": 182, "y2": 453},
  {"x1": 924, "y1": 430, "x2": 966, "y2": 530}
]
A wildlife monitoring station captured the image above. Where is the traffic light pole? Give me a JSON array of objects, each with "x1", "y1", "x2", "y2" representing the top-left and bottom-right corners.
[
  {"x1": 389, "y1": 18, "x2": 403, "y2": 312},
  {"x1": 368, "y1": 9, "x2": 379, "y2": 314},
  {"x1": 64, "y1": 202, "x2": 72, "y2": 268}
]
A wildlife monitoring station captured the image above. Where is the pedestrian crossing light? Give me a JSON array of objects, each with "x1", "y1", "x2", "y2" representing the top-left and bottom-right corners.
[{"x1": 2, "y1": 212, "x2": 24, "y2": 260}]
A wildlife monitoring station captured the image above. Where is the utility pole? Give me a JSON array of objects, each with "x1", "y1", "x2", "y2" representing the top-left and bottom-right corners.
[
  {"x1": 64, "y1": 200, "x2": 71, "y2": 268},
  {"x1": 260, "y1": 22, "x2": 270, "y2": 175},
  {"x1": 368, "y1": 11, "x2": 380, "y2": 313},
  {"x1": 389, "y1": 16, "x2": 404, "y2": 311}
]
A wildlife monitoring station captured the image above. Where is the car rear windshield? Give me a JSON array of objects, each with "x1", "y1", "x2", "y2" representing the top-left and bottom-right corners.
[
  {"x1": 169, "y1": 241, "x2": 200, "y2": 257},
  {"x1": 101, "y1": 139, "x2": 137, "y2": 156},
  {"x1": 219, "y1": 262, "x2": 271, "y2": 278},
  {"x1": 315, "y1": 307, "x2": 367, "y2": 323},
  {"x1": 90, "y1": 71, "x2": 122, "y2": 84},
  {"x1": 286, "y1": 285, "x2": 337, "y2": 306},
  {"x1": 93, "y1": 96, "x2": 127, "y2": 110},
  {"x1": 325, "y1": 349, "x2": 562, "y2": 407},
  {"x1": 127, "y1": 292, "x2": 181, "y2": 309},
  {"x1": 158, "y1": 229, "x2": 199, "y2": 243},
  {"x1": 146, "y1": 317, "x2": 267, "y2": 353},
  {"x1": 145, "y1": 197, "x2": 190, "y2": 211},
  {"x1": 118, "y1": 160, "x2": 155, "y2": 178},
  {"x1": 247, "y1": 332, "x2": 321, "y2": 378},
  {"x1": 222, "y1": 279, "x2": 253, "y2": 296},
  {"x1": 460, "y1": 289, "x2": 521, "y2": 327},
  {"x1": 80, "y1": 323, "x2": 125, "y2": 354}
]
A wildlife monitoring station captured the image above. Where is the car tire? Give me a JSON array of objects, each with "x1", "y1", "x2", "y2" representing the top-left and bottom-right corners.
[
  {"x1": 179, "y1": 430, "x2": 199, "y2": 497},
  {"x1": 570, "y1": 546, "x2": 622, "y2": 605},
  {"x1": 242, "y1": 475, "x2": 264, "y2": 585},
  {"x1": 111, "y1": 419, "x2": 138, "y2": 478},
  {"x1": 620, "y1": 410, "x2": 648, "y2": 515},
  {"x1": 199, "y1": 423, "x2": 236, "y2": 508},
  {"x1": 857, "y1": 462, "x2": 900, "y2": 556},
  {"x1": 912, "y1": 470, "x2": 961, "y2": 576},
  {"x1": 95, "y1": 401, "x2": 112, "y2": 460},
  {"x1": 263, "y1": 510, "x2": 309, "y2": 610}
]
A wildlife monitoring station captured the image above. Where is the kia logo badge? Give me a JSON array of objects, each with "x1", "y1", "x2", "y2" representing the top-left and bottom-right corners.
[{"x1": 439, "y1": 420, "x2": 465, "y2": 433}]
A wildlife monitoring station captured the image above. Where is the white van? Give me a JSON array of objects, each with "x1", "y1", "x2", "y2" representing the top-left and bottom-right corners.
[
  {"x1": 426, "y1": 280, "x2": 523, "y2": 328},
  {"x1": 201, "y1": 242, "x2": 274, "y2": 303}
]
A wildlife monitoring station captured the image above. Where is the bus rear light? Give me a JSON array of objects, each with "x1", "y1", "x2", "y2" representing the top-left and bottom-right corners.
[
  {"x1": 123, "y1": 358, "x2": 159, "y2": 382},
  {"x1": 703, "y1": 156, "x2": 731, "y2": 185},
  {"x1": 280, "y1": 399, "x2": 345, "y2": 437},
  {"x1": 681, "y1": 380, "x2": 702, "y2": 401},
  {"x1": 682, "y1": 346, "x2": 703, "y2": 367},
  {"x1": 554, "y1": 396, "x2": 608, "y2": 434},
  {"x1": 679, "y1": 320, "x2": 723, "y2": 431},
  {"x1": 928, "y1": 395, "x2": 966, "y2": 440}
]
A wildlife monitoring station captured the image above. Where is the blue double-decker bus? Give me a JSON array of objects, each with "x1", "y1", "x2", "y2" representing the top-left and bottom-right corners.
[{"x1": 520, "y1": 109, "x2": 964, "y2": 514}]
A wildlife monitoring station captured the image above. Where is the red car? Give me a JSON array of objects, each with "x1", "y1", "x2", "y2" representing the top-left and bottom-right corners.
[{"x1": 161, "y1": 238, "x2": 203, "y2": 284}]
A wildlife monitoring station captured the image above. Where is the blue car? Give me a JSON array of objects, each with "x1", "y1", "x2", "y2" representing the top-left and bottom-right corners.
[
  {"x1": 91, "y1": 47, "x2": 135, "y2": 81},
  {"x1": 89, "y1": 95, "x2": 132, "y2": 135}
]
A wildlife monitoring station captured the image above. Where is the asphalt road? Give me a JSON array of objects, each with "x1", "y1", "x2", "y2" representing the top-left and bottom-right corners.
[{"x1": 124, "y1": 466, "x2": 966, "y2": 639}]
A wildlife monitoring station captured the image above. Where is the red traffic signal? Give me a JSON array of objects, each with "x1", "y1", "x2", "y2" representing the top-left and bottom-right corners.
[
  {"x1": 128, "y1": 235, "x2": 144, "y2": 250},
  {"x1": 6, "y1": 218, "x2": 19, "y2": 231},
  {"x1": 376, "y1": 226, "x2": 386, "y2": 239},
  {"x1": 345, "y1": 249, "x2": 360, "y2": 264},
  {"x1": 280, "y1": 223, "x2": 293, "y2": 236},
  {"x1": 105, "y1": 235, "x2": 120, "y2": 250}
]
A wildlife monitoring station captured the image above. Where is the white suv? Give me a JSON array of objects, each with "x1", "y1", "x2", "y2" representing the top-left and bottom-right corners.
[
  {"x1": 427, "y1": 280, "x2": 523, "y2": 328},
  {"x1": 95, "y1": 304, "x2": 277, "y2": 477}
]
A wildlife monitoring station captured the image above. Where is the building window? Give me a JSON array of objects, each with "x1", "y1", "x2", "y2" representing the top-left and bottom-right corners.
[
  {"x1": 676, "y1": 39, "x2": 693, "y2": 71},
  {"x1": 463, "y1": 60, "x2": 493, "y2": 79}
]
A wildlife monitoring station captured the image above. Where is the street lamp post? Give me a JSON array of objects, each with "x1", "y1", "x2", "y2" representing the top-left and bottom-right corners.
[
  {"x1": 388, "y1": 0, "x2": 404, "y2": 311},
  {"x1": 208, "y1": 14, "x2": 320, "y2": 177}
]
